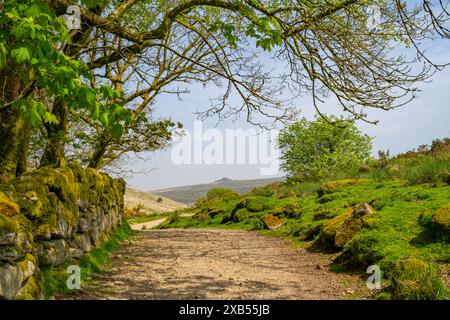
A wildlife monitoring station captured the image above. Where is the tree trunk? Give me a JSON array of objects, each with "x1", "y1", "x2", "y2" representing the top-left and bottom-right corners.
[
  {"x1": 0, "y1": 70, "x2": 27, "y2": 182},
  {"x1": 88, "y1": 132, "x2": 112, "y2": 169},
  {"x1": 39, "y1": 99, "x2": 68, "y2": 167}
]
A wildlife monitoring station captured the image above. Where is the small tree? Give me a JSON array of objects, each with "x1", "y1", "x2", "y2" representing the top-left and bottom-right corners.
[{"x1": 279, "y1": 116, "x2": 372, "y2": 181}]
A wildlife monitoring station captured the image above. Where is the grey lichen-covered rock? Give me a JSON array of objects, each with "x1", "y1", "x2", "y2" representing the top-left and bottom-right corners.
[
  {"x1": 318, "y1": 203, "x2": 373, "y2": 250},
  {"x1": 71, "y1": 233, "x2": 92, "y2": 253},
  {"x1": 78, "y1": 217, "x2": 92, "y2": 232},
  {"x1": 0, "y1": 254, "x2": 36, "y2": 300},
  {"x1": 0, "y1": 232, "x2": 16, "y2": 246},
  {"x1": 76, "y1": 199, "x2": 89, "y2": 212},
  {"x1": 69, "y1": 248, "x2": 84, "y2": 259},
  {"x1": 0, "y1": 264, "x2": 24, "y2": 299},
  {"x1": 36, "y1": 239, "x2": 69, "y2": 266}
]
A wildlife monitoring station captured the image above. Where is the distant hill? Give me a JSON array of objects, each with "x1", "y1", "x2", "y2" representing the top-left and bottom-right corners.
[
  {"x1": 153, "y1": 177, "x2": 285, "y2": 204},
  {"x1": 125, "y1": 188, "x2": 187, "y2": 214}
]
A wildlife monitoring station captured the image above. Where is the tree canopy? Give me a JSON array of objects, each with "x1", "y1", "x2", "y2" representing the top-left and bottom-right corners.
[
  {"x1": 278, "y1": 116, "x2": 372, "y2": 181},
  {"x1": 0, "y1": 0, "x2": 448, "y2": 181}
]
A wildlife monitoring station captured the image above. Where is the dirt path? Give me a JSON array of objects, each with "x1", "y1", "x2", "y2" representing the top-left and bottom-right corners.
[
  {"x1": 130, "y1": 218, "x2": 168, "y2": 231},
  {"x1": 72, "y1": 228, "x2": 367, "y2": 300}
]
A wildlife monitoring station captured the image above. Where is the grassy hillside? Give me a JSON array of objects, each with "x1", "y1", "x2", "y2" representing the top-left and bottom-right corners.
[
  {"x1": 125, "y1": 188, "x2": 187, "y2": 214},
  {"x1": 153, "y1": 177, "x2": 284, "y2": 204},
  {"x1": 160, "y1": 143, "x2": 450, "y2": 300}
]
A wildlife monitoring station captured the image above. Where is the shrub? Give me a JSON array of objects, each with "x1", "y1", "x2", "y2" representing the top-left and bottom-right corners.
[
  {"x1": 195, "y1": 188, "x2": 239, "y2": 206},
  {"x1": 205, "y1": 205, "x2": 225, "y2": 218},
  {"x1": 250, "y1": 183, "x2": 279, "y2": 197},
  {"x1": 387, "y1": 259, "x2": 448, "y2": 300}
]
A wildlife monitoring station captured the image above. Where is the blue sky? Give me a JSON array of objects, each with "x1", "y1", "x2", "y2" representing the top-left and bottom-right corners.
[{"x1": 124, "y1": 24, "x2": 450, "y2": 191}]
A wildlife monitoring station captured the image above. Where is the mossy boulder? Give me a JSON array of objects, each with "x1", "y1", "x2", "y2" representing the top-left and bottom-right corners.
[
  {"x1": 313, "y1": 208, "x2": 338, "y2": 221},
  {"x1": 261, "y1": 214, "x2": 284, "y2": 230},
  {"x1": 318, "y1": 203, "x2": 373, "y2": 250},
  {"x1": 269, "y1": 202, "x2": 301, "y2": 218},
  {"x1": 0, "y1": 213, "x2": 20, "y2": 246},
  {"x1": 430, "y1": 204, "x2": 450, "y2": 237}
]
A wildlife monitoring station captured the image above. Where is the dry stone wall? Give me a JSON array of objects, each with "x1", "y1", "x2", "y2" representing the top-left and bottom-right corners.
[{"x1": 0, "y1": 166, "x2": 125, "y2": 299}]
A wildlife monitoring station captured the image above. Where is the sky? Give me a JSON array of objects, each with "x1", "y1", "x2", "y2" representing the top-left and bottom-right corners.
[{"x1": 123, "y1": 28, "x2": 450, "y2": 191}]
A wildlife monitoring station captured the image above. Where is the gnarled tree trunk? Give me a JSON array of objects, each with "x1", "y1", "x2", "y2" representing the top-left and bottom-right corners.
[
  {"x1": 0, "y1": 70, "x2": 29, "y2": 182},
  {"x1": 39, "y1": 98, "x2": 68, "y2": 167}
]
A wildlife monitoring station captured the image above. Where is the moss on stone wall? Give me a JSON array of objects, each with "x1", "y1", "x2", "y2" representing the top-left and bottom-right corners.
[{"x1": 0, "y1": 166, "x2": 125, "y2": 300}]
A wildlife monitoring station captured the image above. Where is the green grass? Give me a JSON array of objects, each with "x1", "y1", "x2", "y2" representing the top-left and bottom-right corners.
[
  {"x1": 383, "y1": 259, "x2": 448, "y2": 300},
  {"x1": 127, "y1": 214, "x2": 167, "y2": 225},
  {"x1": 41, "y1": 223, "x2": 134, "y2": 299}
]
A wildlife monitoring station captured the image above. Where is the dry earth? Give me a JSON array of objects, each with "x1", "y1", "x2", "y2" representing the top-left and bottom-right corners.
[{"x1": 71, "y1": 228, "x2": 367, "y2": 300}]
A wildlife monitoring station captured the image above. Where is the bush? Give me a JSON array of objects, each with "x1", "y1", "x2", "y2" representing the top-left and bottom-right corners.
[
  {"x1": 195, "y1": 188, "x2": 239, "y2": 206},
  {"x1": 279, "y1": 116, "x2": 372, "y2": 181},
  {"x1": 250, "y1": 183, "x2": 279, "y2": 197},
  {"x1": 204, "y1": 205, "x2": 225, "y2": 218},
  {"x1": 387, "y1": 259, "x2": 448, "y2": 300}
]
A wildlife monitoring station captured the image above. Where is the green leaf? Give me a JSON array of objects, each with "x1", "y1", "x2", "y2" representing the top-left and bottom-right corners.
[
  {"x1": 91, "y1": 103, "x2": 100, "y2": 120},
  {"x1": 24, "y1": 3, "x2": 42, "y2": 18},
  {"x1": 43, "y1": 112, "x2": 59, "y2": 124},
  {"x1": 100, "y1": 112, "x2": 109, "y2": 127},
  {"x1": 112, "y1": 124, "x2": 125, "y2": 139},
  {"x1": 11, "y1": 46, "x2": 32, "y2": 63}
]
